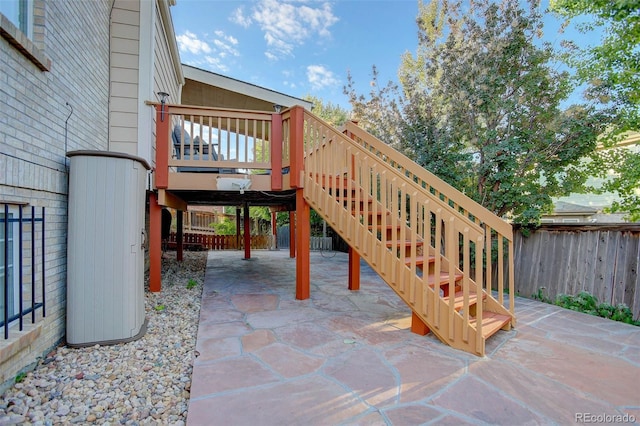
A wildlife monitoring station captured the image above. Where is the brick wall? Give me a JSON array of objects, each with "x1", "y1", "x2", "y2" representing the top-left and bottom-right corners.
[{"x1": 0, "y1": 0, "x2": 111, "y2": 387}]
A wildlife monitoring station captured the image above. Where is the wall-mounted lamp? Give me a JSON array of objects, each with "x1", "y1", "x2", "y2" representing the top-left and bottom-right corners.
[
  {"x1": 273, "y1": 104, "x2": 283, "y2": 114},
  {"x1": 157, "y1": 91, "x2": 170, "y2": 121}
]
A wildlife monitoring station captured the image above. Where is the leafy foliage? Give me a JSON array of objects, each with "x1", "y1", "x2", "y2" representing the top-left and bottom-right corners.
[
  {"x1": 344, "y1": 0, "x2": 607, "y2": 225},
  {"x1": 303, "y1": 94, "x2": 350, "y2": 126},
  {"x1": 551, "y1": 0, "x2": 640, "y2": 221},
  {"x1": 212, "y1": 217, "x2": 237, "y2": 236},
  {"x1": 554, "y1": 291, "x2": 640, "y2": 325}
]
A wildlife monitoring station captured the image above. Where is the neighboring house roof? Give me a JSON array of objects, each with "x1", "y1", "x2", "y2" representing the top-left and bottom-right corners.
[
  {"x1": 619, "y1": 131, "x2": 640, "y2": 147},
  {"x1": 551, "y1": 201, "x2": 598, "y2": 216},
  {"x1": 181, "y1": 64, "x2": 313, "y2": 112}
]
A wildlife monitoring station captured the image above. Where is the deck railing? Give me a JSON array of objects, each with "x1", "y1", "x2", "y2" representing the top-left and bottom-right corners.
[
  {"x1": 167, "y1": 232, "x2": 271, "y2": 250},
  {"x1": 154, "y1": 104, "x2": 289, "y2": 190}
]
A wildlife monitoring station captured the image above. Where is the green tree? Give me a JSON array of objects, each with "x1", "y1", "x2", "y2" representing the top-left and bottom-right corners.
[
  {"x1": 551, "y1": 0, "x2": 639, "y2": 130},
  {"x1": 213, "y1": 217, "x2": 236, "y2": 235},
  {"x1": 345, "y1": 0, "x2": 607, "y2": 224},
  {"x1": 303, "y1": 94, "x2": 350, "y2": 127},
  {"x1": 551, "y1": 0, "x2": 640, "y2": 221}
]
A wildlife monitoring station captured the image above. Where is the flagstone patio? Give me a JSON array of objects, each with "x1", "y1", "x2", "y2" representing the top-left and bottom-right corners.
[{"x1": 187, "y1": 250, "x2": 640, "y2": 425}]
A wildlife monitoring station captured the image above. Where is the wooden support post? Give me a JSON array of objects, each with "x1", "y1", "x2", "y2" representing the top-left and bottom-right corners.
[
  {"x1": 348, "y1": 246, "x2": 360, "y2": 291},
  {"x1": 411, "y1": 312, "x2": 430, "y2": 336},
  {"x1": 289, "y1": 106, "x2": 304, "y2": 188},
  {"x1": 289, "y1": 211, "x2": 296, "y2": 258},
  {"x1": 236, "y1": 208, "x2": 241, "y2": 250},
  {"x1": 155, "y1": 105, "x2": 169, "y2": 189},
  {"x1": 149, "y1": 193, "x2": 162, "y2": 292},
  {"x1": 271, "y1": 113, "x2": 283, "y2": 190},
  {"x1": 295, "y1": 190, "x2": 310, "y2": 300},
  {"x1": 243, "y1": 203, "x2": 251, "y2": 260},
  {"x1": 176, "y1": 209, "x2": 183, "y2": 262}
]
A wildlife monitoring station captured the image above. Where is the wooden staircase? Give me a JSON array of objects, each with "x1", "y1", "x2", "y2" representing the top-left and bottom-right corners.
[{"x1": 297, "y1": 111, "x2": 516, "y2": 356}]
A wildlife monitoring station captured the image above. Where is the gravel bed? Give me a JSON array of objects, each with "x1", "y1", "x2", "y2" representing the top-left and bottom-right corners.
[{"x1": 0, "y1": 251, "x2": 207, "y2": 425}]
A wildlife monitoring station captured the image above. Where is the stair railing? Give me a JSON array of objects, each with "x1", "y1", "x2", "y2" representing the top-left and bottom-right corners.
[
  {"x1": 299, "y1": 110, "x2": 499, "y2": 354},
  {"x1": 342, "y1": 122, "x2": 515, "y2": 318}
]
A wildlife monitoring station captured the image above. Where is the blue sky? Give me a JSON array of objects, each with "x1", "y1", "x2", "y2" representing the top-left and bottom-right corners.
[{"x1": 170, "y1": 0, "x2": 598, "y2": 111}]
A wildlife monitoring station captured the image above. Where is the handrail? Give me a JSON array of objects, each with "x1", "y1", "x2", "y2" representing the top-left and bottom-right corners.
[
  {"x1": 342, "y1": 121, "x2": 514, "y2": 313},
  {"x1": 302, "y1": 112, "x2": 485, "y2": 236},
  {"x1": 343, "y1": 122, "x2": 513, "y2": 238}
]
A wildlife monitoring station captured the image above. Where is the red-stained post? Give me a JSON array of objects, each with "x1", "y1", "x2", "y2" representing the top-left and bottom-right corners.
[
  {"x1": 155, "y1": 105, "x2": 169, "y2": 189},
  {"x1": 271, "y1": 113, "x2": 283, "y2": 190},
  {"x1": 288, "y1": 106, "x2": 304, "y2": 188},
  {"x1": 289, "y1": 211, "x2": 296, "y2": 258},
  {"x1": 243, "y1": 203, "x2": 251, "y2": 260},
  {"x1": 295, "y1": 189, "x2": 310, "y2": 300},
  {"x1": 348, "y1": 247, "x2": 360, "y2": 291},
  {"x1": 345, "y1": 125, "x2": 360, "y2": 291},
  {"x1": 149, "y1": 193, "x2": 162, "y2": 292},
  {"x1": 411, "y1": 312, "x2": 430, "y2": 336},
  {"x1": 236, "y1": 208, "x2": 241, "y2": 250},
  {"x1": 176, "y1": 209, "x2": 183, "y2": 262}
]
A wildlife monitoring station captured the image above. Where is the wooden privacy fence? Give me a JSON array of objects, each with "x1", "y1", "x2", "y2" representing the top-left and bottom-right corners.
[
  {"x1": 167, "y1": 232, "x2": 271, "y2": 250},
  {"x1": 276, "y1": 226, "x2": 333, "y2": 251},
  {"x1": 514, "y1": 224, "x2": 640, "y2": 320}
]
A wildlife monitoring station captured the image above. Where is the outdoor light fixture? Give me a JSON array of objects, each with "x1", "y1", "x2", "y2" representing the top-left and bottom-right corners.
[
  {"x1": 273, "y1": 104, "x2": 283, "y2": 113},
  {"x1": 157, "y1": 91, "x2": 170, "y2": 121}
]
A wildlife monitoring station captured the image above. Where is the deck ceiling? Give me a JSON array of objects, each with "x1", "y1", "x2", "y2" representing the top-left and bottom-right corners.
[
  {"x1": 182, "y1": 79, "x2": 276, "y2": 111},
  {"x1": 180, "y1": 65, "x2": 314, "y2": 111},
  {"x1": 168, "y1": 189, "x2": 297, "y2": 210}
]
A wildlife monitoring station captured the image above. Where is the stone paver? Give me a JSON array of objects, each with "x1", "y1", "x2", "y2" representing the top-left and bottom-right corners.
[{"x1": 187, "y1": 250, "x2": 640, "y2": 425}]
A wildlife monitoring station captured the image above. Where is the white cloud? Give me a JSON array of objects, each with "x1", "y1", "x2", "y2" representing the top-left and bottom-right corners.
[
  {"x1": 176, "y1": 31, "x2": 211, "y2": 55},
  {"x1": 215, "y1": 30, "x2": 238, "y2": 46},
  {"x1": 236, "y1": 0, "x2": 338, "y2": 60},
  {"x1": 204, "y1": 56, "x2": 230, "y2": 73},
  {"x1": 179, "y1": 29, "x2": 241, "y2": 73},
  {"x1": 307, "y1": 65, "x2": 339, "y2": 90},
  {"x1": 213, "y1": 30, "x2": 240, "y2": 58},
  {"x1": 231, "y1": 6, "x2": 252, "y2": 28}
]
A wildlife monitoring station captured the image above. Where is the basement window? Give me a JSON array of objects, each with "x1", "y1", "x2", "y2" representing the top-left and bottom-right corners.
[{"x1": 0, "y1": 0, "x2": 50, "y2": 71}]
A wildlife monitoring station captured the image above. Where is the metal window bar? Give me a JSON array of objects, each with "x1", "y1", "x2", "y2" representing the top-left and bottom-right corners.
[{"x1": 1, "y1": 204, "x2": 45, "y2": 339}]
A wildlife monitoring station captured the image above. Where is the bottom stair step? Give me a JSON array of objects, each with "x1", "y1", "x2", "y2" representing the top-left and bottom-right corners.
[{"x1": 469, "y1": 312, "x2": 512, "y2": 339}]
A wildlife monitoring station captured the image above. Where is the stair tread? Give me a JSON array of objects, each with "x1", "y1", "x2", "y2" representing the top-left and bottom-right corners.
[
  {"x1": 386, "y1": 240, "x2": 424, "y2": 247},
  {"x1": 426, "y1": 271, "x2": 463, "y2": 286},
  {"x1": 369, "y1": 224, "x2": 404, "y2": 230},
  {"x1": 404, "y1": 255, "x2": 435, "y2": 266},
  {"x1": 442, "y1": 290, "x2": 485, "y2": 310},
  {"x1": 355, "y1": 210, "x2": 387, "y2": 216},
  {"x1": 469, "y1": 312, "x2": 512, "y2": 338}
]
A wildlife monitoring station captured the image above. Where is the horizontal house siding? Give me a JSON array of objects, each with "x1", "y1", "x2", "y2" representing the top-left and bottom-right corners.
[
  {"x1": 0, "y1": 0, "x2": 111, "y2": 387},
  {"x1": 109, "y1": 0, "x2": 140, "y2": 156},
  {"x1": 152, "y1": 4, "x2": 182, "y2": 168}
]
